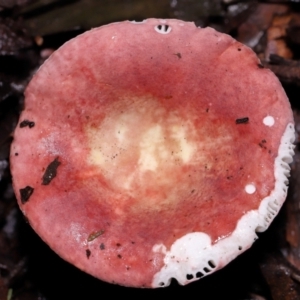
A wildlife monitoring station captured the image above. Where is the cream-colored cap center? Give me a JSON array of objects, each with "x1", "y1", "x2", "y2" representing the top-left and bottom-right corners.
[{"x1": 85, "y1": 95, "x2": 233, "y2": 209}]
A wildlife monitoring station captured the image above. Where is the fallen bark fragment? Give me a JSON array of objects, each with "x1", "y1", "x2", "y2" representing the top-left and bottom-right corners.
[
  {"x1": 262, "y1": 55, "x2": 300, "y2": 86},
  {"x1": 260, "y1": 254, "x2": 300, "y2": 300}
]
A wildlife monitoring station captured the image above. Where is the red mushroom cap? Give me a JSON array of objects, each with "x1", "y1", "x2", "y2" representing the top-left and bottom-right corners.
[{"x1": 10, "y1": 19, "x2": 295, "y2": 288}]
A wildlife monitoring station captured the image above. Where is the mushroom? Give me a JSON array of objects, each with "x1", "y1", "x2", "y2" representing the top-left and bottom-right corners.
[{"x1": 10, "y1": 19, "x2": 295, "y2": 288}]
